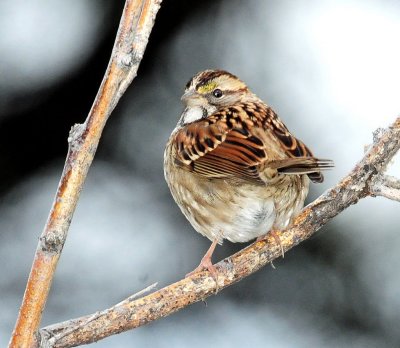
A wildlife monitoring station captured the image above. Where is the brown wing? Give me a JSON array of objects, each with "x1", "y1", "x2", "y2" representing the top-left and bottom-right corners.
[
  {"x1": 173, "y1": 105, "x2": 267, "y2": 183},
  {"x1": 263, "y1": 107, "x2": 332, "y2": 182},
  {"x1": 173, "y1": 103, "x2": 333, "y2": 183}
]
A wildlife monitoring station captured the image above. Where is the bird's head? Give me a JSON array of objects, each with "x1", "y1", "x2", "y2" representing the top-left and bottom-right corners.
[
  {"x1": 178, "y1": 70, "x2": 252, "y2": 125},
  {"x1": 182, "y1": 69, "x2": 250, "y2": 108}
]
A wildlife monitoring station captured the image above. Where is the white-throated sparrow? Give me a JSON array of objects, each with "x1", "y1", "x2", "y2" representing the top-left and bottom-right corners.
[{"x1": 164, "y1": 70, "x2": 333, "y2": 278}]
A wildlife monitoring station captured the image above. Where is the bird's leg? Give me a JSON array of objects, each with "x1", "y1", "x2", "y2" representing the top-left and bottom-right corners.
[
  {"x1": 257, "y1": 229, "x2": 285, "y2": 258},
  {"x1": 186, "y1": 238, "x2": 219, "y2": 280}
]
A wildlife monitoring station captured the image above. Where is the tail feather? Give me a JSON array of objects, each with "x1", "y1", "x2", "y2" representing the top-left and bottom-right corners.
[{"x1": 268, "y1": 158, "x2": 334, "y2": 183}]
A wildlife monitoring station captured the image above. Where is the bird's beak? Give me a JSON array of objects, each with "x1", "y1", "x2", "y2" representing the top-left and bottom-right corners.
[{"x1": 181, "y1": 90, "x2": 203, "y2": 106}]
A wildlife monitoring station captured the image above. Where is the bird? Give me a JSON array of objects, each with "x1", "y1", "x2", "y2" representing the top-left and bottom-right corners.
[{"x1": 164, "y1": 69, "x2": 333, "y2": 279}]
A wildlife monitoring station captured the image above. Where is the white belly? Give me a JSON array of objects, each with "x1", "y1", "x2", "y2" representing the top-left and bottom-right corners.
[
  {"x1": 166, "y1": 170, "x2": 281, "y2": 243},
  {"x1": 164, "y1": 145, "x2": 309, "y2": 244},
  {"x1": 215, "y1": 196, "x2": 276, "y2": 243}
]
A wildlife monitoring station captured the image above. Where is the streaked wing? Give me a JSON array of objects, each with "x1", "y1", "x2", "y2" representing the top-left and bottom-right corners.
[
  {"x1": 194, "y1": 129, "x2": 266, "y2": 182},
  {"x1": 263, "y1": 108, "x2": 333, "y2": 182},
  {"x1": 173, "y1": 103, "x2": 333, "y2": 183},
  {"x1": 173, "y1": 107, "x2": 267, "y2": 183}
]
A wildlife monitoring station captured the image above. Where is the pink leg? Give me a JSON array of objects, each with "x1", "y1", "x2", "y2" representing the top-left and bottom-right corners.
[
  {"x1": 186, "y1": 239, "x2": 219, "y2": 280},
  {"x1": 257, "y1": 229, "x2": 285, "y2": 258}
]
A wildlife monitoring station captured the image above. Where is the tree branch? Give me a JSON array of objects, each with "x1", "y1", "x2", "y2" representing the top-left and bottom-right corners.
[
  {"x1": 369, "y1": 174, "x2": 400, "y2": 202},
  {"x1": 9, "y1": 1, "x2": 162, "y2": 347},
  {"x1": 36, "y1": 116, "x2": 400, "y2": 347}
]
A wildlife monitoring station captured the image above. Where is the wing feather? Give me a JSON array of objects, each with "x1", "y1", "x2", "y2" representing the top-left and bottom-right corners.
[{"x1": 173, "y1": 102, "x2": 333, "y2": 183}]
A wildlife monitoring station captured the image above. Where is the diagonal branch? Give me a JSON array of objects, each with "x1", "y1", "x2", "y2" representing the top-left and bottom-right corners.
[
  {"x1": 38, "y1": 116, "x2": 400, "y2": 347},
  {"x1": 8, "y1": 1, "x2": 162, "y2": 347}
]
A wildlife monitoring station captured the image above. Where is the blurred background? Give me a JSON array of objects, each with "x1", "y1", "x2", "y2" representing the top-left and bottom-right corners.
[{"x1": 1, "y1": 0, "x2": 400, "y2": 347}]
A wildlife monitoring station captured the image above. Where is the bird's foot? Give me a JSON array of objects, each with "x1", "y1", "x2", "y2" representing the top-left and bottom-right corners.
[
  {"x1": 257, "y1": 229, "x2": 285, "y2": 258},
  {"x1": 186, "y1": 255, "x2": 218, "y2": 281},
  {"x1": 186, "y1": 239, "x2": 219, "y2": 287}
]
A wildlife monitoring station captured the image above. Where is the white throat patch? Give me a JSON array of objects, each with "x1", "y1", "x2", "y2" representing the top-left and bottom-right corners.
[{"x1": 179, "y1": 106, "x2": 206, "y2": 125}]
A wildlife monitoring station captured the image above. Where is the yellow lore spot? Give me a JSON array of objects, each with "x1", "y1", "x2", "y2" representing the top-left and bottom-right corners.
[{"x1": 197, "y1": 82, "x2": 218, "y2": 94}]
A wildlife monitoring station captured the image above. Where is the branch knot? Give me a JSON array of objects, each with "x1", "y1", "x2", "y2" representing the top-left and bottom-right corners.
[
  {"x1": 67, "y1": 123, "x2": 85, "y2": 153},
  {"x1": 39, "y1": 231, "x2": 64, "y2": 254}
]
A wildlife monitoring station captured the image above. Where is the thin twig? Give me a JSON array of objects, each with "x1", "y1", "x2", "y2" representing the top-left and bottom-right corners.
[
  {"x1": 370, "y1": 174, "x2": 400, "y2": 202},
  {"x1": 38, "y1": 116, "x2": 400, "y2": 348},
  {"x1": 39, "y1": 283, "x2": 158, "y2": 348},
  {"x1": 8, "y1": 1, "x2": 162, "y2": 347}
]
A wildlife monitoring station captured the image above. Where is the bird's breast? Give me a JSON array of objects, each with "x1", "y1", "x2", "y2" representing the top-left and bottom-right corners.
[{"x1": 164, "y1": 140, "x2": 309, "y2": 243}]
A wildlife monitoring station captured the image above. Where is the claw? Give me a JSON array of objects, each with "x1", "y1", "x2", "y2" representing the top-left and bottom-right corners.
[
  {"x1": 257, "y1": 229, "x2": 285, "y2": 258},
  {"x1": 186, "y1": 239, "x2": 219, "y2": 289},
  {"x1": 186, "y1": 256, "x2": 218, "y2": 280}
]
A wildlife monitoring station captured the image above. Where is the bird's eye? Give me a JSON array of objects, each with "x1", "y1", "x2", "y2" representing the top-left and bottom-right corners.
[{"x1": 212, "y1": 89, "x2": 223, "y2": 98}]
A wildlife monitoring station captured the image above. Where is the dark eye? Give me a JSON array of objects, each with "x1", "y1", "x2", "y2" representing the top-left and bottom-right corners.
[{"x1": 212, "y1": 89, "x2": 223, "y2": 98}]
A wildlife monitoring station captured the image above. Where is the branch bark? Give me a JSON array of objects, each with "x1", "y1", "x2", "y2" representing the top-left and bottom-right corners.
[
  {"x1": 37, "y1": 116, "x2": 400, "y2": 347},
  {"x1": 9, "y1": 1, "x2": 162, "y2": 347},
  {"x1": 369, "y1": 174, "x2": 400, "y2": 202}
]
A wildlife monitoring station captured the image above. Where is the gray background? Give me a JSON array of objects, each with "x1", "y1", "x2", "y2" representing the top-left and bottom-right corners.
[{"x1": 1, "y1": 0, "x2": 400, "y2": 347}]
